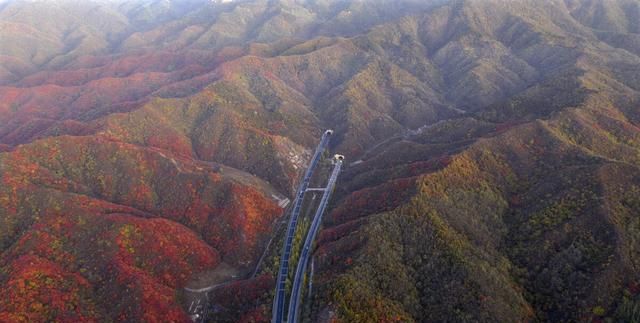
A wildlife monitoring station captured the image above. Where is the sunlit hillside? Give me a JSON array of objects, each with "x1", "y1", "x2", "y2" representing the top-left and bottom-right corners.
[{"x1": 1, "y1": 0, "x2": 640, "y2": 322}]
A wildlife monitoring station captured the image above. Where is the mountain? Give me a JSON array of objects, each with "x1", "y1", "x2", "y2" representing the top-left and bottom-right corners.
[{"x1": 1, "y1": 0, "x2": 640, "y2": 322}]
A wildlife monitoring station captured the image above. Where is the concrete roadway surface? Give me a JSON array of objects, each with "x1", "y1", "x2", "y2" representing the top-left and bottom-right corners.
[
  {"x1": 286, "y1": 155, "x2": 343, "y2": 323},
  {"x1": 271, "y1": 130, "x2": 333, "y2": 323}
]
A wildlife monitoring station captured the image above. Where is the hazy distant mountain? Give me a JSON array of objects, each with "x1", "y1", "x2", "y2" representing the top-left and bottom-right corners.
[{"x1": 1, "y1": 0, "x2": 639, "y2": 322}]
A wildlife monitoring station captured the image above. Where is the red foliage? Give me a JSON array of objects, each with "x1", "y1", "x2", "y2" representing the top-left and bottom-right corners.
[
  {"x1": 628, "y1": 281, "x2": 640, "y2": 295},
  {"x1": 146, "y1": 129, "x2": 193, "y2": 157},
  {"x1": 0, "y1": 255, "x2": 98, "y2": 322},
  {"x1": 110, "y1": 215, "x2": 219, "y2": 287},
  {"x1": 209, "y1": 274, "x2": 274, "y2": 320},
  {"x1": 207, "y1": 184, "x2": 283, "y2": 263},
  {"x1": 492, "y1": 121, "x2": 524, "y2": 135},
  {"x1": 215, "y1": 274, "x2": 273, "y2": 304},
  {"x1": 109, "y1": 261, "x2": 191, "y2": 323},
  {"x1": 0, "y1": 48, "x2": 224, "y2": 146},
  {"x1": 238, "y1": 306, "x2": 270, "y2": 323},
  {"x1": 318, "y1": 218, "x2": 366, "y2": 244},
  {"x1": 0, "y1": 100, "x2": 286, "y2": 321},
  {"x1": 509, "y1": 194, "x2": 523, "y2": 206},
  {"x1": 315, "y1": 234, "x2": 364, "y2": 273},
  {"x1": 328, "y1": 177, "x2": 417, "y2": 225}
]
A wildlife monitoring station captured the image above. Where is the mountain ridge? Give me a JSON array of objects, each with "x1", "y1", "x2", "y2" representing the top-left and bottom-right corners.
[{"x1": 1, "y1": 0, "x2": 640, "y2": 321}]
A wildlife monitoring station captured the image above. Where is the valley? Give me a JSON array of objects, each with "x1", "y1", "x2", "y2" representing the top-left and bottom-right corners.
[{"x1": 1, "y1": 0, "x2": 640, "y2": 322}]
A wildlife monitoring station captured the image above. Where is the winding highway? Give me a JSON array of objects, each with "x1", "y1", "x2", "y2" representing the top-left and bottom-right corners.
[
  {"x1": 286, "y1": 155, "x2": 343, "y2": 323},
  {"x1": 271, "y1": 130, "x2": 333, "y2": 323}
]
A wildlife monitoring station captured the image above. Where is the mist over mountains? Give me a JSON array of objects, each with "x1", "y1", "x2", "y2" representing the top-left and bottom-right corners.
[{"x1": 1, "y1": 0, "x2": 640, "y2": 322}]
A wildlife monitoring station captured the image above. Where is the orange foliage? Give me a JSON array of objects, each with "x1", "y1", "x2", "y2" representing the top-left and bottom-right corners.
[
  {"x1": 210, "y1": 184, "x2": 283, "y2": 263},
  {"x1": 111, "y1": 215, "x2": 219, "y2": 287},
  {"x1": 0, "y1": 255, "x2": 98, "y2": 322}
]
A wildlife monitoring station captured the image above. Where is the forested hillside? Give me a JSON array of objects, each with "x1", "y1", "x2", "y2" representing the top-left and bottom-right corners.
[{"x1": 1, "y1": 0, "x2": 639, "y2": 321}]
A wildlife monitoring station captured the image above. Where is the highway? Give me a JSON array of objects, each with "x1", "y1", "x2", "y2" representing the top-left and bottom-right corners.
[
  {"x1": 271, "y1": 130, "x2": 333, "y2": 323},
  {"x1": 286, "y1": 155, "x2": 344, "y2": 323}
]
